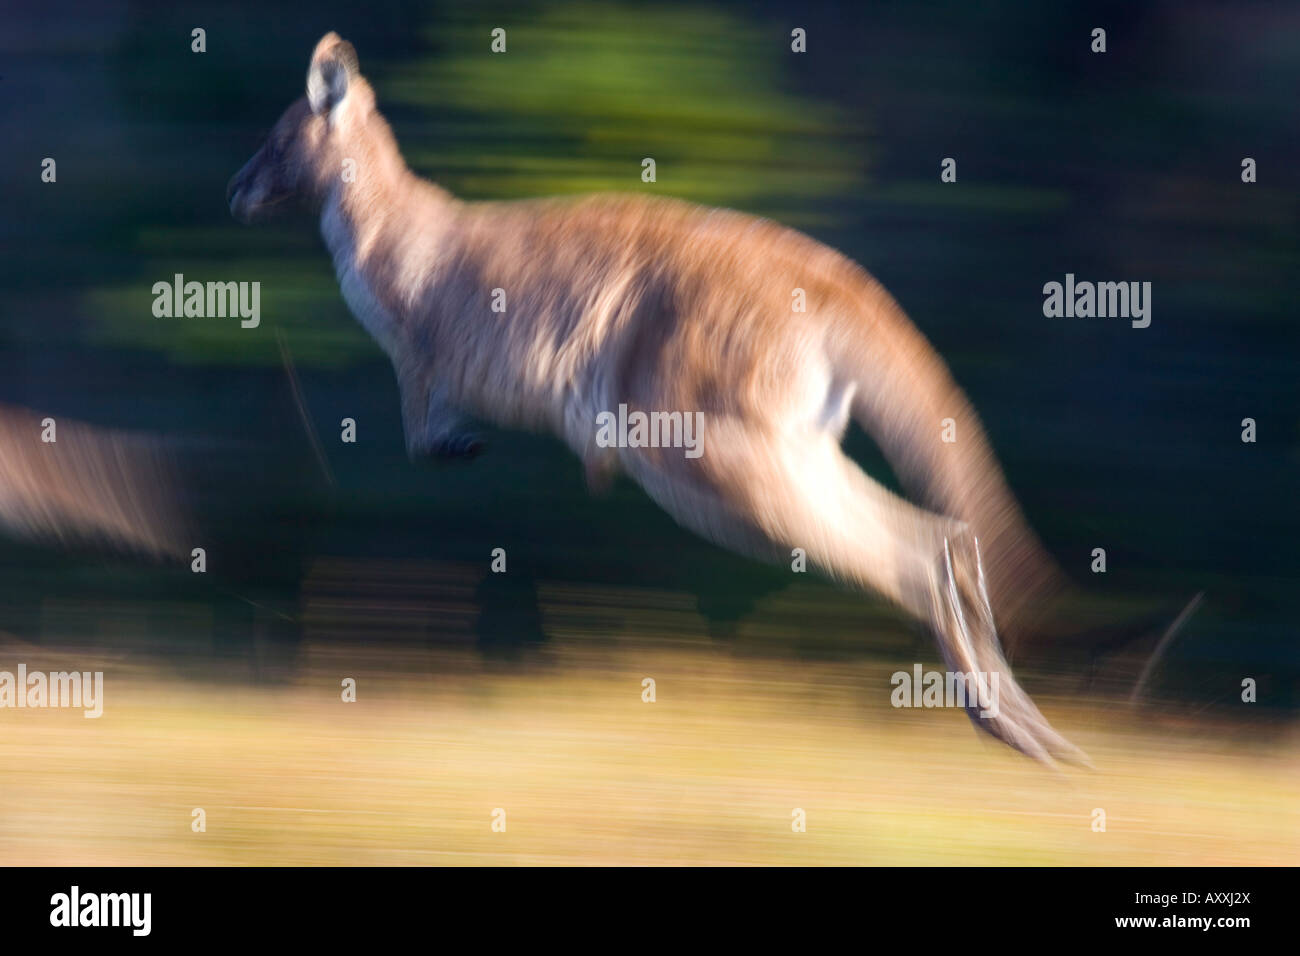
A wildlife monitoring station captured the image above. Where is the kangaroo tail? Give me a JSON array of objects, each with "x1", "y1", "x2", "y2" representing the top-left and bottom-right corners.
[{"x1": 828, "y1": 278, "x2": 1065, "y2": 650}]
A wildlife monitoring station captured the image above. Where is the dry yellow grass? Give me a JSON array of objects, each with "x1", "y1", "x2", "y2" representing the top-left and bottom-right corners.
[{"x1": 0, "y1": 635, "x2": 1294, "y2": 866}]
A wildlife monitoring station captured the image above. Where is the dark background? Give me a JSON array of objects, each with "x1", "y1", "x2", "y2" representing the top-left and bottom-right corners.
[{"x1": 1, "y1": 0, "x2": 1296, "y2": 708}]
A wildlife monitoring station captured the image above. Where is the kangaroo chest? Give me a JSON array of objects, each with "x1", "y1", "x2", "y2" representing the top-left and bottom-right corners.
[{"x1": 321, "y1": 199, "x2": 402, "y2": 354}]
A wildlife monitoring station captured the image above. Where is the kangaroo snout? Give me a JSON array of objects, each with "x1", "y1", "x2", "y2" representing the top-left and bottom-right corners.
[
  {"x1": 226, "y1": 153, "x2": 273, "y2": 224},
  {"x1": 225, "y1": 172, "x2": 246, "y2": 222},
  {"x1": 225, "y1": 153, "x2": 261, "y2": 224}
]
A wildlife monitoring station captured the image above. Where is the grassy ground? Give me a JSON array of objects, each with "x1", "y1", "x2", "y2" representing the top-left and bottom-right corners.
[{"x1": 2, "y1": 630, "x2": 1293, "y2": 866}]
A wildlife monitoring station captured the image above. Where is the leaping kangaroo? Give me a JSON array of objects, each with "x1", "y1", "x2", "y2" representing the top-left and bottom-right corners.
[{"x1": 227, "y1": 33, "x2": 1086, "y2": 764}]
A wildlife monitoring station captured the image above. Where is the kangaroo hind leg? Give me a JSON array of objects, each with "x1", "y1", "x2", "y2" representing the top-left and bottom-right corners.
[{"x1": 622, "y1": 423, "x2": 1086, "y2": 765}]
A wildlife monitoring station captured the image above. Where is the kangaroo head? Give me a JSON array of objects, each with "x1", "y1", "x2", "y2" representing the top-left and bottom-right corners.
[{"x1": 227, "y1": 32, "x2": 373, "y2": 223}]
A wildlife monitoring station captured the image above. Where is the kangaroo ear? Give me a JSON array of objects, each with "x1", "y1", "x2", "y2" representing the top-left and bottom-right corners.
[{"x1": 307, "y1": 32, "x2": 359, "y2": 116}]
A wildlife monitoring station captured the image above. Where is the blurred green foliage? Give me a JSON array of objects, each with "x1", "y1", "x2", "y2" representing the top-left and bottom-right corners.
[{"x1": 385, "y1": 2, "x2": 863, "y2": 206}]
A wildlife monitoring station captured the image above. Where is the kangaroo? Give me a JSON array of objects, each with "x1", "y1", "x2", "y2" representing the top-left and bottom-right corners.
[
  {"x1": 228, "y1": 33, "x2": 1086, "y2": 764},
  {"x1": 0, "y1": 404, "x2": 184, "y2": 556}
]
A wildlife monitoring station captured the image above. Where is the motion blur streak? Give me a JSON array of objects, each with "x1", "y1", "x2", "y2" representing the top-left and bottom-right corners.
[{"x1": 0, "y1": 404, "x2": 185, "y2": 557}]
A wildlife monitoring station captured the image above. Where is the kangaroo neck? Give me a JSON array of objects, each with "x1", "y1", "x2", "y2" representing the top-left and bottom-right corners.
[{"x1": 317, "y1": 147, "x2": 454, "y2": 356}]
